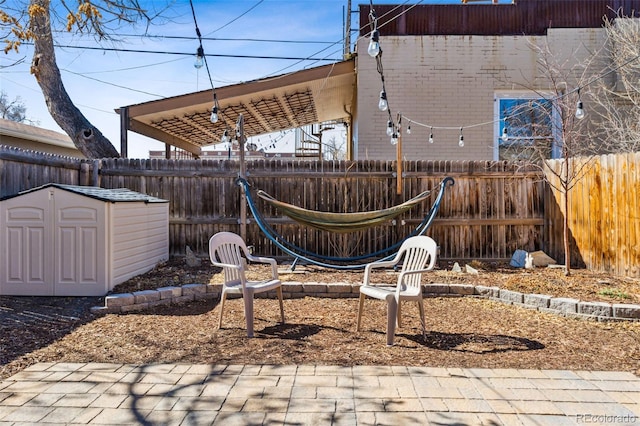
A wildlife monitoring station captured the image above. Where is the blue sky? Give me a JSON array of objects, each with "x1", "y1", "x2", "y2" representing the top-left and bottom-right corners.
[{"x1": 0, "y1": 0, "x2": 502, "y2": 158}]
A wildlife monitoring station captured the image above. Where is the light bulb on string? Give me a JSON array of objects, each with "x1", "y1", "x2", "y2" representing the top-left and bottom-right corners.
[
  {"x1": 194, "y1": 46, "x2": 204, "y2": 69},
  {"x1": 407, "y1": 121, "x2": 411, "y2": 135},
  {"x1": 386, "y1": 119, "x2": 393, "y2": 136},
  {"x1": 378, "y1": 90, "x2": 388, "y2": 111},
  {"x1": 220, "y1": 129, "x2": 229, "y2": 144},
  {"x1": 501, "y1": 127, "x2": 508, "y2": 142},
  {"x1": 390, "y1": 132, "x2": 398, "y2": 145},
  {"x1": 368, "y1": 29, "x2": 380, "y2": 57},
  {"x1": 428, "y1": 127, "x2": 434, "y2": 144},
  {"x1": 458, "y1": 127, "x2": 465, "y2": 147},
  {"x1": 575, "y1": 100, "x2": 585, "y2": 119},
  {"x1": 575, "y1": 88, "x2": 586, "y2": 120},
  {"x1": 210, "y1": 106, "x2": 218, "y2": 123}
]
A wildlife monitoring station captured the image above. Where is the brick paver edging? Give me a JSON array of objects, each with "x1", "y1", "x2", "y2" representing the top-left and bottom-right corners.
[{"x1": 91, "y1": 282, "x2": 640, "y2": 322}]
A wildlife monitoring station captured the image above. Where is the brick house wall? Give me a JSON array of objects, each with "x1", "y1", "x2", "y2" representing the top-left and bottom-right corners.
[{"x1": 354, "y1": 28, "x2": 606, "y2": 161}]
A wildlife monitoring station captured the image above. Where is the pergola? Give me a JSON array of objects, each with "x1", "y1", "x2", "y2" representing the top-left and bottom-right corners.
[{"x1": 117, "y1": 59, "x2": 356, "y2": 158}]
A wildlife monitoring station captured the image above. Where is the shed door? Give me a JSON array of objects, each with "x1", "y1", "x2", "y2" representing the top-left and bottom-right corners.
[
  {"x1": 0, "y1": 191, "x2": 54, "y2": 295},
  {"x1": 53, "y1": 194, "x2": 106, "y2": 296}
]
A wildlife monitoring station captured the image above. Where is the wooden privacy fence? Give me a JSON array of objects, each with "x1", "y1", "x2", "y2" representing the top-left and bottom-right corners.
[
  {"x1": 1, "y1": 145, "x2": 546, "y2": 264},
  {"x1": 545, "y1": 152, "x2": 640, "y2": 278}
]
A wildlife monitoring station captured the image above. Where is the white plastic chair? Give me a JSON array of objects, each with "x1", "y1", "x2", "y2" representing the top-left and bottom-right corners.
[
  {"x1": 209, "y1": 232, "x2": 285, "y2": 337},
  {"x1": 357, "y1": 235, "x2": 438, "y2": 346}
]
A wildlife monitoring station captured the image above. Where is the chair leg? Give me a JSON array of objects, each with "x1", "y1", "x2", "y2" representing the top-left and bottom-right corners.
[
  {"x1": 386, "y1": 296, "x2": 398, "y2": 346},
  {"x1": 218, "y1": 292, "x2": 227, "y2": 329},
  {"x1": 277, "y1": 286, "x2": 285, "y2": 324},
  {"x1": 396, "y1": 300, "x2": 403, "y2": 328},
  {"x1": 356, "y1": 293, "x2": 366, "y2": 331},
  {"x1": 417, "y1": 299, "x2": 426, "y2": 340},
  {"x1": 244, "y1": 290, "x2": 255, "y2": 338}
]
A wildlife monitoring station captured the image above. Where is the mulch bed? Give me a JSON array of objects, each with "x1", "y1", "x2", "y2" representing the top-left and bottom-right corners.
[{"x1": 1, "y1": 259, "x2": 639, "y2": 381}]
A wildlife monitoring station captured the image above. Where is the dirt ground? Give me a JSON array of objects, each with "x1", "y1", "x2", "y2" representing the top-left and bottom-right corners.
[{"x1": 1, "y1": 258, "x2": 639, "y2": 381}]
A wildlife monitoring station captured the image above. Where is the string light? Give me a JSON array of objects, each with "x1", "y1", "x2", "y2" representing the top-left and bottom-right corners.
[
  {"x1": 220, "y1": 129, "x2": 229, "y2": 144},
  {"x1": 575, "y1": 89, "x2": 586, "y2": 120},
  {"x1": 458, "y1": 127, "x2": 465, "y2": 147},
  {"x1": 407, "y1": 121, "x2": 411, "y2": 135},
  {"x1": 501, "y1": 127, "x2": 508, "y2": 142},
  {"x1": 428, "y1": 127, "x2": 434, "y2": 144},
  {"x1": 368, "y1": 29, "x2": 381, "y2": 57},
  {"x1": 378, "y1": 90, "x2": 388, "y2": 111},
  {"x1": 386, "y1": 119, "x2": 393, "y2": 136},
  {"x1": 367, "y1": 7, "x2": 381, "y2": 58},
  {"x1": 210, "y1": 93, "x2": 219, "y2": 123},
  {"x1": 194, "y1": 45, "x2": 204, "y2": 69},
  {"x1": 390, "y1": 131, "x2": 398, "y2": 145}
]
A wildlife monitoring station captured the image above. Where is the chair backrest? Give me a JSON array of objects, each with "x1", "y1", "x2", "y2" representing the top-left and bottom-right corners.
[
  {"x1": 209, "y1": 232, "x2": 248, "y2": 286},
  {"x1": 397, "y1": 235, "x2": 438, "y2": 292}
]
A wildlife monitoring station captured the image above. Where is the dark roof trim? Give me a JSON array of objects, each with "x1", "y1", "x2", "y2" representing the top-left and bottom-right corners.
[
  {"x1": 0, "y1": 184, "x2": 168, "y2": 203},
  {"x1": 361, "y1": 1, "x2": 640, "y2": 36}
]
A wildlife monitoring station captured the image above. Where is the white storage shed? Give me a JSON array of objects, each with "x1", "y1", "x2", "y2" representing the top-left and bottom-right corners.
[{"x1": 0, "y1": 184, "x2": 169, "y2": 296}]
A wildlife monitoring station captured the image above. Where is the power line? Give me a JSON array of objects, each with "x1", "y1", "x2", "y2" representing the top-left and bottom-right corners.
[
  {"x1": 19, "y1": 42, "x2": 339, "y2": 61},
  {"x1": 78, "y1": 32, "x2": 336, "y2": 44},
  {"x1": 205, "y1": 0, "x2": 264, "y2": 36}
]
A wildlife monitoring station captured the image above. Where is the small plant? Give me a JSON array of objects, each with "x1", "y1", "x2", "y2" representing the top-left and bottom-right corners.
[
  {"x1": 598, "y1": 288, "x2": 631, "y2": 300},
  {"x1": 468, "y1": 259, "x2": 486, "y2": 270}
]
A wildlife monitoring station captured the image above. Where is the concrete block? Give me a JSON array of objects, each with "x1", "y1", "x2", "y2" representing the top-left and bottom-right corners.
[
  {"x1": 549, "y1": 297, "x2": 579, "y2": 314},
  {"x1": 283, "y1": 283, "x2": 304, "y2": 293},
  {"x1": 474, "y1": 286, "x2": 500, "y2": 298},
  {"x1": 565, "y1": 312, "x2": 598, "y2": 321},
  {"x1": 172, "y1": 295, "x2": 195, "y2": 304},
  {"x1": 327, "y1": 283, "x2": 353, "y2": 293},
  {"x1": 448, "y1": 284, "x2": 475, "y2": 295},
  {"x1": 207, "y1": 284, "x2": 223, "y2": 293},
  {"x1": 578, "y1": 302, "x2": 612, "y2": 317},
  {"x1": 612, "y1": 304, "x2": 640, "y2": 319},
  {"x1": 133, "y1": 290, "x2": 160, "y2": 304},
  {"x1": 148, "y1": 299, "x2": 174, "y2": 308},
  {"x1": 156, "y1": 286, "x2": 182, "y2": 299},
  {"x1": 524, "y1": 294, "x2": 552, "y2": 309},
  {"x1": 302, "y1": 283, "x2": 328, "y2": 294},
  {"x1": 499, "y1": 289, "x2": 524, "y2": 304},
  {"x1": 121, "y1": 303, "x2": 149, "y2": 312},
  {"x1": 182, "y1": 283, "x2": 206, "y2": 296},
  {"x1": 423, "y1": 284, "x2": 450, "y2": 294},
  {"x1": 105, "y1": 293, "x2": 135, "y2": 308}
]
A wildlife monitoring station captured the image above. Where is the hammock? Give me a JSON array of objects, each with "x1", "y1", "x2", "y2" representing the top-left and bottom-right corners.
[
  {"x1": 257, "y1": 189, "x2": 433, "y2": 233},
  {"x1": 238, "y1": 177, "x2": 455, "y2": 270}
]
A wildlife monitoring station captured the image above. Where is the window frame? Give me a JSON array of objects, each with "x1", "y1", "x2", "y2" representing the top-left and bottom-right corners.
[{"x1": 493, "y1": 91, "x2": 562, "y2": 161}]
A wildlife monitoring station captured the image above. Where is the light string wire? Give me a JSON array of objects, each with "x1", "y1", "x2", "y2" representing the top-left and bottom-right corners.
[
  {"x1": 189, "y1": 0, "x2": 224, "y2": 132},
  {"x1": 401, "y1": 50, "x2": 640, "y2": 134},
  {"x1": 367, "y1": 1, "x2": 640, "y2": 142}
]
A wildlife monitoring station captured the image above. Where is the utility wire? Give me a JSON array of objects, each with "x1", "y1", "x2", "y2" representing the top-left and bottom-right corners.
[
  {"x1": 18, "y1": 42, "x2": 338, "y2": 61},
  {"x1": 205, "y1": 0, "x2": 264, "y2": 36}
]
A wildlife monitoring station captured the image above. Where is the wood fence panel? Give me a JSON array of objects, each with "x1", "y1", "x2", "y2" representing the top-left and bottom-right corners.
[
  {"x1": 546, "y1": 152, "x2": 640, "y2": 277},
  {"x1": 3, "y1": 145, "x2": 553, "y2": 265}
]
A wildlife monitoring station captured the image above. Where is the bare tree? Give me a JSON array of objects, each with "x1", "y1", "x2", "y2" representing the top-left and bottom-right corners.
[
  {"x1": 0, "y1": 91, "x2": 27, "y2": 122},
  {"x1": 500, "y1": 39, "x2": 605, "y2": 275},
  {"x1": 1, "y1": 0, "x2": 168, "y2": 158},
  {"x1": 589, "y1": 11, "x2": 640, "y2": 153},
  {"x1": 323, "y1": 135, "x2": 347, "y2": 161}
]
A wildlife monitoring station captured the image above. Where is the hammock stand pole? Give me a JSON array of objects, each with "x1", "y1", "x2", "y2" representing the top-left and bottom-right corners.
[{"x1": 238, "y1": 176, "x2": 454, "y2": 270}]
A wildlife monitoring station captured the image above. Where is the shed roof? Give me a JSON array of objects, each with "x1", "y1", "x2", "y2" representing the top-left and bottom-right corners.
[
  {"x1": 1, "y1": 184, "x2": 168, "y2": 203},
  {"x1": 118, "y1": 59, "x2": 356, "y2": 157}
]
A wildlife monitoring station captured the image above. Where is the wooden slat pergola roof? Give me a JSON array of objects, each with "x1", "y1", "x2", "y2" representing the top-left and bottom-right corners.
[{"x1": 118, "y1": 59, "x2": 356, "y2": 157}]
